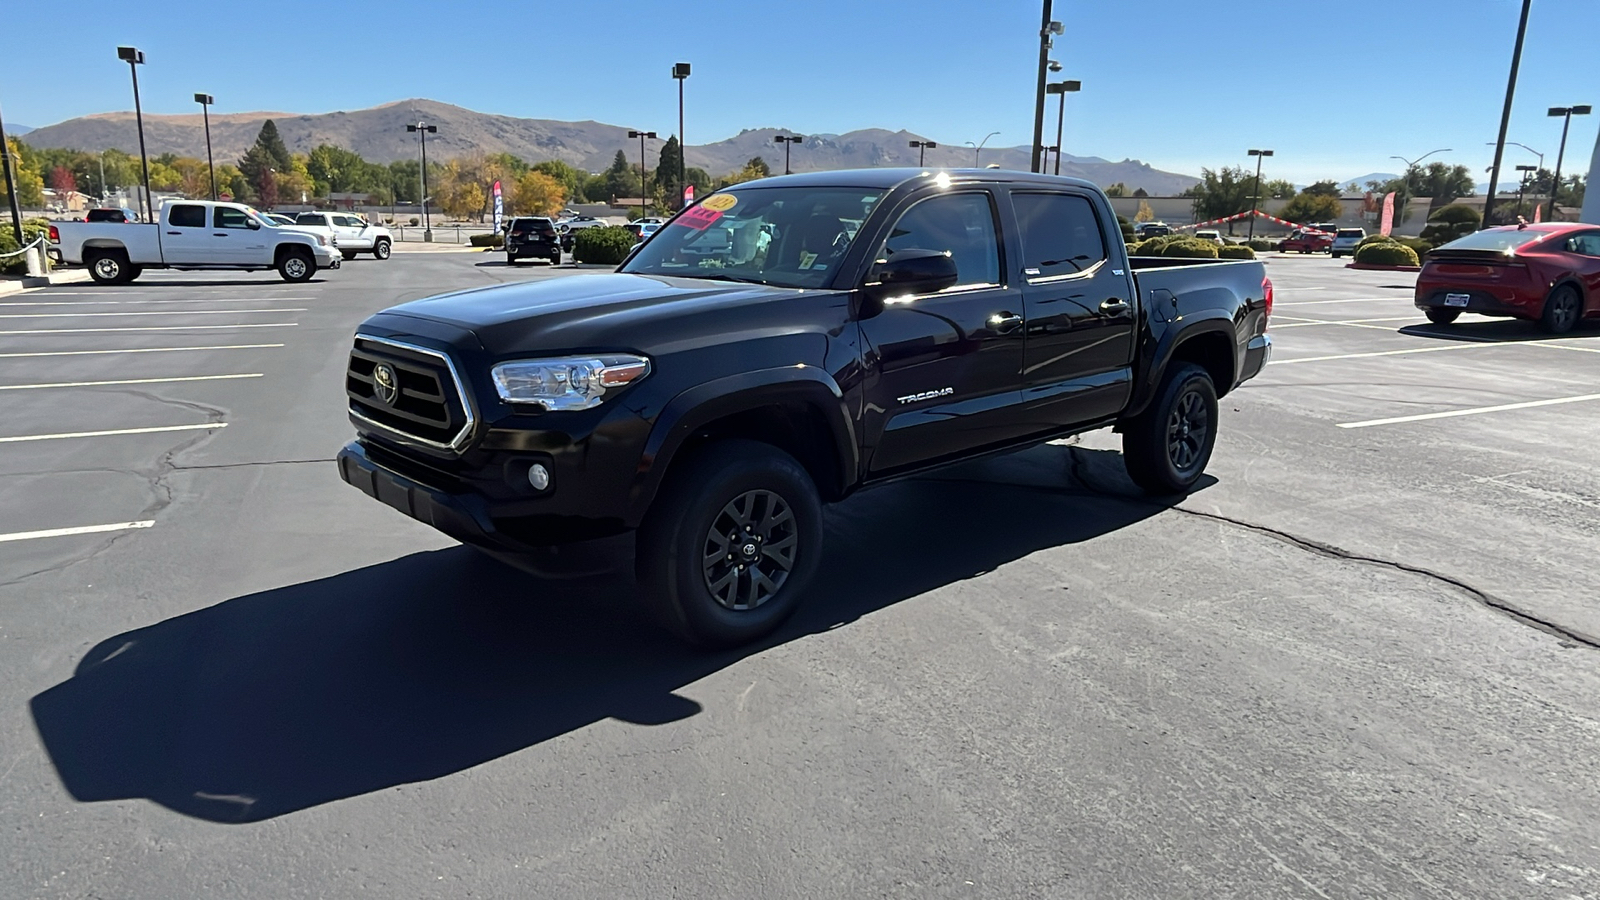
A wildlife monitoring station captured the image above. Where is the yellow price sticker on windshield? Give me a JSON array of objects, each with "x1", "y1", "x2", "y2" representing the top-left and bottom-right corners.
[{"x1": 702, "y1": 194, "x2": 738, "y2": 212}]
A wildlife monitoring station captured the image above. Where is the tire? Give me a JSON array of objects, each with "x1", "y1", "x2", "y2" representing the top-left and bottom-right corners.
[
  {"x1": 86, "y1": 249, "x2": 132, "y2": 284},
  {"x1": 1425, "y1": 308, "x2": 1460, "y2": 325},
  {"x1": 124, "y1": 264, "x2": 142, "y2": 283},
  {"x1": 341, "y1": 250, "x2": 357, "y2": 261},
  {"x1": 1122, "y1": 362, "x2": 1219, "y2": 495},
  {"x1": 1541, "y1": 285, "x2": 1582, "y2": 335},
  {"x1": 277, "y1": 249, "x2": 314, "y2": 283},
  {"x1": 636, "y1": 439, "x2": 824, "y2": 649},
  {"x1": 506, "y1": 254, "x2": 520, "y2": 266},
  {"x1": 372, "y1": 238, "x2": 391, "y2": 260},
  {"x1": 549, "y1": 253, "x2": 561, "y2": 266}
]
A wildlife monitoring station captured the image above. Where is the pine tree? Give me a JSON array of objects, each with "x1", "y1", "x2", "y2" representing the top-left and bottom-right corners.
[
  {"x1": 256, "y1": 120, "x2": 293, "y2": 171},
  {"x1": 655, "y1": 136, "x2": 682, "y2": 193}
]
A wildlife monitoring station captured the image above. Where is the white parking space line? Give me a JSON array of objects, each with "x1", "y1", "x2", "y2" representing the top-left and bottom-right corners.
[
  {"x1": 0, "y1": 298, "x2": 313, "y2": 306},
  {"x1": 0, "y1": 323, "x2": 297, "y2": 335},
  {"x1": 1271, "y1": 316, "x2": 1422, "y2": 329},
  {"x1": 0, "y1": 373, "x2": 262, "y2": 391},
  {"x1": 1273, "y1": 343, "x2": 1513, "y2": 364},
  {"x1": 0, "y1": 423, "x2": 227, "y2": 444},
  {"x1": 0, "y1": 521, "x2": 154, "y2": 544},
  {"x1": 0, "y1": 343, "x2": 283, "y2": 358},
  {"x1": 35, "y1": 290, "x2": 308, "y2": 296},
  {"x1": 1337, "y1": 392, "x2": 1600, "y2": 428},
  {"x1": 0, "y1": 308, "x2": 307, "y2": 318},
  {"x1": 1275, "y1": 297, "x2": 1409, "y2": 307}
]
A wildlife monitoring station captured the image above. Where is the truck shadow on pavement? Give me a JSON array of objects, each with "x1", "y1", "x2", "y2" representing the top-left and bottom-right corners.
[{"x1": 30, "y1": 446, "x2": 1193, "y2": 824}]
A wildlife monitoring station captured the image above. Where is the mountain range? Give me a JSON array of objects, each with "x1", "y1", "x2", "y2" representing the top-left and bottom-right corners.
[
  {"x1": 19, "y1": 98, "x2": 1201, "y2": 195},
  {"x1": 7, "y1": 124, "x2": 33, "y2": 135}
]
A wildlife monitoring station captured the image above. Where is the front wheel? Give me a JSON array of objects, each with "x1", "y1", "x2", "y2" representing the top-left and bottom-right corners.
[
  {"x1": 636, "y1": 440, "x2": 823, "y2": 648},
  {"x1": 1425, "y1": 308, "x2": 1460, "y2": 325},
  {"x1": 1122, "y1": 363, "x2": 1219, "y2": 495},
  {"x1": 87, "y1": 249, "x2": 132, "y2": 284},
  {"x1": 277, "y1": 250, "x2": 314, "y2": 283},
  {"x1": 1541, "y1": 285, "x2": 1582, "y2": 334},
  {"x1": 340, "y1": 250, "x2": 357, "y2": 261},
  {"x1": 372, "y1": 238, "x2": 391, "y2": 260}
]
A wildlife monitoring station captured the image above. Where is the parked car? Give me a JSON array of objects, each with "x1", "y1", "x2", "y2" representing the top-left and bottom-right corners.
[
  {"x1": 1414, "y1": 222, "x2": 1599, "y2": 333},
  {"x1": 623, "y1": 221, "x2": 661, "y2": 244},
  {"x1": 50, "y1": 200, "x2": 338, "y2": 283},
  {"x1": 265, "y1": 213, "x2": 298, "y2": 226},
  {"x1": 295, "y1": 212, "x2": 393, "y2": 259},
  {"x1": 558, "y1": 216, "x2": 609, "y2": 252},
  {"x1": 1279, "y1": 229, "x2": 1333, "y2": 254},
  {"x1": 505, "y1": 216, "x2": 562, "y2": 266},
  {"x1": 1194, "y1": 229, "x2": 1224, "y2": 245},
  {"x1": 1329, "y1": 227, "x2": 1366, "y2": 259},
  {"x1": 1307, "y1": 222, "x2": 1339, "y2": 238},
  {"x1": 1137, "y1": 222, "x2": 1172, "y2": 239},
  {"x1": 85, "y1": 207, "x2": 141, "y2": 224},
  {"x1": 335, "y1": 168, "x2": 1272, "y2": 647}
]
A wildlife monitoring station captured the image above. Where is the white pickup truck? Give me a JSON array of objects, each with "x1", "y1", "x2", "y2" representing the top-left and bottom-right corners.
[
  {"x1": 292, "y1": 212, "x2": 393, "y2": 260},
  {"x1": 49, "y1": 200, "x2": 341, "y2": 284}
]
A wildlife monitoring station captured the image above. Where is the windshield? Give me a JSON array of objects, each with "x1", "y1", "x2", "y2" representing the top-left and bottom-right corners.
[
  {"x1": 621, "y1": 187, "x2": 882, "y2": 289},
  {"x1": 247, "y1": 208, "x2": 280, "y2": 227},
  {"x1": 1438, "y1": 228, "x2": 1551, "y2": 253},
  {"x1": 1337, "y1": 229, "x2": 1364, "y2": 238}
]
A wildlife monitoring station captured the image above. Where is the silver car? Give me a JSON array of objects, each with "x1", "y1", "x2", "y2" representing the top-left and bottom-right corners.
[{"x1": 1330, "y1": 227, "x2": 1366, "y2": 259}]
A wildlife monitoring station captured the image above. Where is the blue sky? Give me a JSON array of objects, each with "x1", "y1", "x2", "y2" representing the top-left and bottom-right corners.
[{"x1": 4, "y1": 0, "x2": 1598, "y2": 185}]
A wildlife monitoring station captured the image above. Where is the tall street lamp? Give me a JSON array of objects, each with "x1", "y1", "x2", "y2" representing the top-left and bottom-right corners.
[
  {"x1": 1547, "y1": 105, "x2": 1591, "y2": 218},
  {"x1": 406, "y1": 122, "x2": 437, "y2": 241},
  {"x1": 909, "y1": 139, "x2": 937, "y2": 167},
  {"x1": 1390, "y1": 148, "x2": 1450, "y2": 231},
  {"x1": 628, "y1": 130, "x2": 656, "y2": 218},
  {"x1": 117, "y1": 46, "x2": 154, "y2": 224},
  {"x1": 773, "y1": 134, "x2": 803, "y2": 175},
  {"x1": 194, "y1": 93, "x2": 216, "y2": 200},
  {"x1": 1483, "y1": 0, "x2": 1533, "y2": 227},
  {"x1": 966, "y1": 131, "x2": 1000, "y2": 167},
  {"x1": 1046, "y1": 80, "x2": 1081, "y2": 176},
  {"x1": 1030, "y1": 4, "x2": 1060, "y2": 174},
  {"x1": 1245, "y1": 149, "x2": 1273, "y2": 240},
  {"x1": 672, "y1": 63, "x2": 691, "y2": 207}
]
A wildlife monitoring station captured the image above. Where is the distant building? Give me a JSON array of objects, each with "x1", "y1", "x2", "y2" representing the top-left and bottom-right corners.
[{"x1": 41, "y1": 189, "x2": 94, "y2": 213}]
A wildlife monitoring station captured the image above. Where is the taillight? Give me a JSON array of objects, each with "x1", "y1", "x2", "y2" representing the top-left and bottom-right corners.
[
  {"x1": 48, "y1": 225, "x2": 59, "y2": 242},
  {"x1": 1262, "y1": 276, "x2": 1274, "y2": 325}
]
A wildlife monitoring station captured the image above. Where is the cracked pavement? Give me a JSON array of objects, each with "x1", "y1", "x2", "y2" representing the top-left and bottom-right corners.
[{"x1": 2, "y1": 253, "x2": 1599, "y2": 898}]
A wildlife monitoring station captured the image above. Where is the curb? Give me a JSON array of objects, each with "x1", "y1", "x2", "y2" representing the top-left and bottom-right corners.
[
  {"x1": 0, "y1": 268, "x2": 92, "y2": 297},
  {"x1": 1345, "y1": 262, "x2": 1422, "y2": 272}
]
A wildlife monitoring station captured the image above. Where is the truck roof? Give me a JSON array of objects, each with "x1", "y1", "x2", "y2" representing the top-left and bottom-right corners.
[{"x1": 727, "y1": 167, "x2": 1101, "y2": 193}]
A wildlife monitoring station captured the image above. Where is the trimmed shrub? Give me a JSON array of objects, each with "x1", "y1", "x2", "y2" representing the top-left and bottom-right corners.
[
  {"x1": 1357, "y1": 233, "x2": 1398, "y2": 249},
  {"x1": 0, "y1": 219, "x2": 52, "y2": 275},
  {"x1": 1157, "y1": 237, "x2": 1220, "y2": 259},
  {"x1": 1130, "y1": 234, "x2": 1178, "y2": 255},
  {"x1": 574, "y1": 225, "x2": 636, "y2": 264},
  {"x1": 1246, "y1": 239, "x2": 1274, "y2": 252},
  {"x1": 1116, "y1": 215, "x2": 1136, "y2": 243},
  {"x1": 1396, "y1": 237, "x2": 1434, "y2": 259},
  {"x1": 1353, "y1": 241, "x2": 1419, "y2": 267},
  {"x1": 409, "y1": 217, "x2": 420, "y2": 226},
  {"x1": 1218, "y1": 244, "x2": 1256, "y2": 259},
  {"x1": 468, "y1": 232, "x2": 504, "y2": 248},
  {"x1": 1420, "y1": 203, "x2": 1480, "y2": 246}
]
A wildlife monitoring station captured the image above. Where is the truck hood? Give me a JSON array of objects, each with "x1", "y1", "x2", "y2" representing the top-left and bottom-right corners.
[{"x1": 379, "y1": 272, "x2": 818, "y2": 355}]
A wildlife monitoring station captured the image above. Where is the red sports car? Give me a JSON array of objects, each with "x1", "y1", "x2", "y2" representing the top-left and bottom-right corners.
[
  {"x1": 1278, "y1": 228, "x2": 1332, "y2": 253},
  {"x1": 1415, "y1": 223, "x2": 1600, "y2": 334}
]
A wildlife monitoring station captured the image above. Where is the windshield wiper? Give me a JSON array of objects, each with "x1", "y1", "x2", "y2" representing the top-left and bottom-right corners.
[{"x1": 684, "y1": 273, "x2": 773, "y2": 286}]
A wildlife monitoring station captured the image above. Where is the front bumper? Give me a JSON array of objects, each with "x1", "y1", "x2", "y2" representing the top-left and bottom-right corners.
[
  {"x1": 338, "y1": 440, "x2": 511, "y2": 550},
  {"x1": 315, "y1": 247, "x2": 341, "y2": 268},
  {"x1": 1241, "y1": 334, "x2": 1272, "y2": 382}
]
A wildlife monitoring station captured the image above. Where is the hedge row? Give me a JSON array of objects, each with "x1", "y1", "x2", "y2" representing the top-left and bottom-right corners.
[
  {"x1": 0, "y1": 219, "x2": 52, "y2": 275},
  {"x1": 574, "y1": 226, "x2": 637, "y2": 265},
  {"x1": 1352, "y1": 234, "x2": 1420, "y2": 267},
  {"x1": 1129, "y1": 235, "x2": 1220, "y2": 259}
]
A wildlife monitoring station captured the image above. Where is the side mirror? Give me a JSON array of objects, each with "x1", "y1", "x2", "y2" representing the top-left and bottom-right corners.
[
  {"x1": 868, "y1": 249, "x2": 958, "y2": 295},
  {"x1": 246, "y1": 218, "x2": 261, "y2": 230}
]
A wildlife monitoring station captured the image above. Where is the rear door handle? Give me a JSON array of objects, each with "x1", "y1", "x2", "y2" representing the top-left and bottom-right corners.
[
  {"x1": 213, "y1": 233, "x2": 229, "y2": 237},
  {"x1": 988, "y1": 312, "x2": 1024, "y2": 333},
  {"x1": 1099, "y1": 298, "x2": 1130, "y2": 315},
  {"x1": 166, "y1": 231, "x2": 182, "y2": 235}
]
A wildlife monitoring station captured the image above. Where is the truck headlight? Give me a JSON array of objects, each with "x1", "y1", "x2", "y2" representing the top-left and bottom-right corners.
[{"x1": 491, "y1": 355, "x2": 651, "y2": 410}]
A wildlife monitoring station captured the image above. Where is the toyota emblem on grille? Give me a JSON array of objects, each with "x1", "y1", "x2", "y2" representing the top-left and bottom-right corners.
[{"x1": 372, "y1": 363, "x2": 400, "y2": 406}]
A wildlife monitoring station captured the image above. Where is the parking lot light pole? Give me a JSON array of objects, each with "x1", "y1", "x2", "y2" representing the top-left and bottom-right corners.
[
  {"x1": 966, "y1": 132, "x2": 999, "y2": 167},
  {"x1": 1030, "y1": 5, "x2": 1059, "y2": 174},
  {"x1": 1483, "y1": 0, "x2": 1532, "y2": 228},
  {"x1": 1547, "y1": 105, "x2": 1591, "y2": 218},
  {"x1": 1047, "y1": 80, "x2": 1080, "y2": 176},
  {"x1": 1515, "y1": 164, "x2": 1537, "y2": 211},
  {"x1": 1246, "y1": 149, "x2": 1273, "y2": 241},
  {"x1": 1389, "y1": 148, "x2": 1450, "y2": 233},
  {"x1": 909, "y1": 139, "x2": 937, "y2": 167},
  {"x1": 628, "y1": 130, "x2": 656, "y2": 217},
  {"x1": 407, "y1": 122, "x2": 437, "y2": 241},
  {"x1": 117, "y1": 46, "x2": 154, "y2": 224},
  {"x1": 773, "y1": 135, "x2": 803, "y2": 175},
  {"x1": 672, "y1": 63, "x2": 691, "y2": 207},
  {"x1": 194, "y1": 93, "x2": 216, "y2": 200},
  {"x1": 0, "y1": 101, "x2": 23, "y2": 246}
]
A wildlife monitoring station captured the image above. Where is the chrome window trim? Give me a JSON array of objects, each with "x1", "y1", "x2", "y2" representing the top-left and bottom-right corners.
[{"x1": 349, "y1": 334, "x2": 477, "y2": 453}]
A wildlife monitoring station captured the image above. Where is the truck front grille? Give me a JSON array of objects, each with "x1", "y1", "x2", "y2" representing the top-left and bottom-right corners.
[{"x1": 346, "y1": 336, "x2": 474, "y2": 451}]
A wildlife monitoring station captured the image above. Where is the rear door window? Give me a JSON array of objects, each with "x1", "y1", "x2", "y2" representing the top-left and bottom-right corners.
[
  {"x1": 168, "y1": 204, "x2": 206, "y2": 229},
  {"x1": 1011, "y1": 192, "x2": 1107, "y2": 278}
]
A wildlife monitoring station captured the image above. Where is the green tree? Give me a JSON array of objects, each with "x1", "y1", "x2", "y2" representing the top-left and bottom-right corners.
[
  {"x1": 685, "y1": 166, "x2": 714, "y2": 197},
  {"x1": 1183, "y1": 166, "x2": 1256, "y2": 220},
  {"x1": 530, "y1": 159, "x2": 586, "y2": 202},
  {"x1": 1301, "y1": 180, "x2": 1343, "y2": 197},
  {"x1": 655, "y1": 135, "x2": 682, "y2": 193},
  {"x1": 1260, "y1": 178, "x2": 1297, "y2": 202},
  {"x1": 1132, "y1": 187, "x2": 1149, "y2": 198},
  {"x1": 1420, "y1": 203, "x2": 1481, "y2": 244},
  {"x1": 744, "y1": 156, "x2": 771, "y2": 178},
  {"x1": 0, "y1": 138, "x2": 47, "y2": 208},
  {"x1": 1104, "y1": 182, "x2": 1127, "y2": 197},
  {"x1": 513, "y1": 170, "x2": 566, "y2": 217},
  {"x1": 1278, "y1": 192, "x2": 1343, "y2": 224},
  {"x1": 256, "y1": 120, "x2": 293, "y2": 170},
  {"x1": 603, "y1": 149, "x2": 640, "y2": 200}
]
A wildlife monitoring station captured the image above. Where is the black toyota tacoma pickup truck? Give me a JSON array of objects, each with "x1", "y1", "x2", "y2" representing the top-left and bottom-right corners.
[{"x1": 338, "y1": 169, "x2": 1272, "y2": 647}]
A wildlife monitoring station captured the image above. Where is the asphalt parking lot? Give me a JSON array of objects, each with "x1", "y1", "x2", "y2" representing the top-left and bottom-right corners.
[{"x1": 2, "y1": 250, "x2": 1598, "y2": 898}]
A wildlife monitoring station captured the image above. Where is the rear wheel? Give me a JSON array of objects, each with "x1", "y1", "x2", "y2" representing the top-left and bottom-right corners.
[
  {"x1": 86, "y1": 249, "x2": 133, "y2": 284},
  {"x1": 372, "y1": 238, "x2": 391, "y2": 259},
  {"x1": 1541, "y1": 285, "x2": 1582, "y2": 334},
  {"x1": 636, "y1": 440, "x2": 823, "y2": 648},
  {"x1": 277, "y1": 249, "x2": 314, "y2": 283},
  {"x1": 341, "y1": 250, "x2": 357, "y2": 261},
  {"x1": 1425, "y1": 308, "x2": 1460, "y2": 325},
  {"x1": 1123, "y1": 363, "x2": 1219, "y2": 495}
]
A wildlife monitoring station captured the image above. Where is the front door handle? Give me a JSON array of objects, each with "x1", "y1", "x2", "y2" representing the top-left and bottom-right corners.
[
  {"x1": 166, "y1": 231, "x2": 182, "y2": 235},
  {"x1": 1099, "y1": 298, "x2": 1130, "y2": 315},
  {"x1": 213, "y1": 233, "x2": 229, "y2": 237},
  {"x1": 988, "y1": 312, "x2": 1024, "y2": 333}
]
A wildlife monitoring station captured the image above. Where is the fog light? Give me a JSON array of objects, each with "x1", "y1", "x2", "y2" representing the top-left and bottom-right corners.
[{"x1": 528, "y1": 463, "x2": 551, "y2": 491}]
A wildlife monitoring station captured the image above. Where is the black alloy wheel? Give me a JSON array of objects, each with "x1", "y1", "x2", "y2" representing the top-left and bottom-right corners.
[
  {"x1": 701, "y1": 490, "x2": 798, "y2": 611},
  {"x1": 1542, "y1": 286, "x2": 1582, "y2": 335},
  {"x1": 1122, "y1": 362, "x2": 1219, "y2": 495}
]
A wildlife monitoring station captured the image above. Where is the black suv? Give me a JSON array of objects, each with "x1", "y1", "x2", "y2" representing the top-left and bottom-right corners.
[
  {"x1": 339, "y1": 169, "x2": 1270, "y2": 647},
  {"x1": 505, "y1": 217, "x2": 562, "y2": 266}
]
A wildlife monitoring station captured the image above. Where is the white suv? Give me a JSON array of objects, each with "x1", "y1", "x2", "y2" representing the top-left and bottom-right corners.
[
  {"x1": 1330, "y1": 227, "x2": 1366, "y2": 259},
  {"x1": 294, "y1": 212, "x2": 393, "y2": 260}
]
